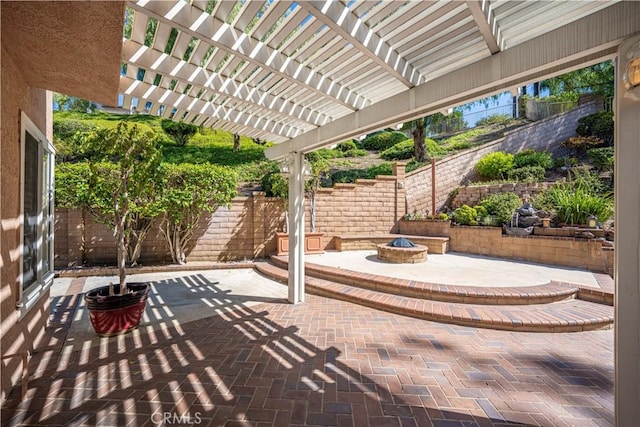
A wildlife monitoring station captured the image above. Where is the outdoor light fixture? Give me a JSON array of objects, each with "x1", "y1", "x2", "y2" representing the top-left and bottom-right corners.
[
  {"x1": 279, "y1": 153, "x2": 294, "y2": 175},
  {"x1": 279, "y1": 152, "x2": 311, "y2": 177},
  {"x1": 587, "y1": 215, "x2": 598, "y2": 229},
  {"x1": 623, "y1": 43, "x2": 640, "y2": 101}
]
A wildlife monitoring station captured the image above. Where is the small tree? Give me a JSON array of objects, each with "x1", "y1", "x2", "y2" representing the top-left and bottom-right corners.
[
  {"x1": 81, "y1": 123, "x2": 162, "y2": 293},
  {"x1": 161, "y1": 120, "x2": 198, "y2": 146},
  {"x1": 159, "y1": 163, "x2": 237, "y2": 264},
  {"x1": 304, "y1": 152, "x2": 330, "y2": 232}
]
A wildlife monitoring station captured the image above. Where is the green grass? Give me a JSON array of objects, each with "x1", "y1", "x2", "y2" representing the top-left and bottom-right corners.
[
  {"x1": 439, "y1": 127, "x2": 490, "y2": 149},
  {"x1": 54, "y1": 111, "x2": 164, "y2": 134},
  {"x1": 54, "y1": 111, "x2": 278, "y2": 183}
]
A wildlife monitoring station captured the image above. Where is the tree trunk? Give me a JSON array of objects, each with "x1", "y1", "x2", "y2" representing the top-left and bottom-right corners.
[
  {"x1": 310, "y1": 192, "x2": 316, "y2": 233},
  {"x1": 116, "y1": 225, "x2": 127, "y2": 294},
  {"x1": 233, "y1": 133, "x2": 240, "y2": 152},
  {"x1": 413, "y1": 121, "x2": 427, "y2": 162}
]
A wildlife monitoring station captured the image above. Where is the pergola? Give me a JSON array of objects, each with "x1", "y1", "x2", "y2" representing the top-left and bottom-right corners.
[{"x1": 117, "y1": 1, "x2": 640, "y2": 423}]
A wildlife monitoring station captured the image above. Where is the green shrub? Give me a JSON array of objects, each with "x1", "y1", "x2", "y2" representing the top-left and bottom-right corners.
[
  {"x1": 473, "y1": 205, "x2": 488, "y2": 218},
  {"x1": 514, "y1": 150, "x2": 553, "y2": 169},
  {"x1": 330, "y1": 163, "x2": 393, "y2": 184},
  {"x1": 380, "y1": 140, "x2": 414, "y2": 160},
  {"x1": 475, "y1": 114, "x2": 513, "y2": 127},
  {"x1": 361, "y1": 131, "x2": 407, "y2": 151},
  {"x1": 336, "y1": 140, "x2": 357, "y2": 152},
  {"x1": 475, "y1": 151, "x2": 514, "y2": 179},
  {"x1": 53, "y1": 119, "x2": 95, "y2": 141},
  {"x1": 343, "y1": 148, "x2": 367, "y2": 157},
  {"x1": 452, "y1": 205, "x2": 478, "y2": 226},
  {"x1": 447, "y1": 140, "x2": 472, "y2": 151},
  {"x1": 587, "y1": 147, "x2": 614, "y2": 171},
  {"x1": 55, "y1": 162, "x2": 91, "y2": 207},
  {"x1": 260, "y1": 170, "x2": 288, "y2": 198},
  {"x1": 478, "y1": 192, "x2": 521, "y2": 225},
  {"x1": 161, "y1": 120, "x2": 198, "y2": 146},
  {"x1": 576, "y1": 111, "x2": 614, "y2": 144},
  {"x1": 507, "y1": 166, "x2": 546, "y2": 182},
  {"x1": 541, "y1": 183, "x2": 613, "y2": 225}
]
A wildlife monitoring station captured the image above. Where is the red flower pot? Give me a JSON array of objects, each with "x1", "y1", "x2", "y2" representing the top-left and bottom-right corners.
[{"x1": 84, "y1": 283, "x2": 150, "y2": 336}]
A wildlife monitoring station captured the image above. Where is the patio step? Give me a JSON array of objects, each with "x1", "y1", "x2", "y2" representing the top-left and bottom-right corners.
[
  {"x1": 270, "y1": 255, "x2": 580, "y2": 305},
  {"x1": 255, "y1": 261, "x2": 614, "y2": 332}
]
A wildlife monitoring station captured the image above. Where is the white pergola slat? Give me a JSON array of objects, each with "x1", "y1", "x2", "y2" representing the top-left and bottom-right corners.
[
  {"x1": 128, "y1": 1, "x2": 369, "y2": 112},
  {"x1": 297, "y1": 0, "x2": 423, "y2": 88},
  {"x1": 121, "y1": 0, "x2": 627, "y2": 153}
]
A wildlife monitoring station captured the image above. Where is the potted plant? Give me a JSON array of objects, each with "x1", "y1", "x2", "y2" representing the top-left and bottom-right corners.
[
  {"x1": 303, "y1": 152, "x2": 330, "y2": 253},
  {"x1": 263, "y1": 152, "x2": 329, "y2": 255},
  {"x1": 79, "y1": 123, "x2": 161, "y2": 336}
]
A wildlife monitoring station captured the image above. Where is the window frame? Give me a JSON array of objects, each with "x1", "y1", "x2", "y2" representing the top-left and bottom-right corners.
[{"x1": 17, "y1": 111, "x2": 55, "y2": 317}]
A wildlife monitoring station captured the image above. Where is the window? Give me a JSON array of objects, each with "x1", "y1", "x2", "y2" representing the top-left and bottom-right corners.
[{"x1": 18, "y1": 112, "x2": 55, "y2": 315}]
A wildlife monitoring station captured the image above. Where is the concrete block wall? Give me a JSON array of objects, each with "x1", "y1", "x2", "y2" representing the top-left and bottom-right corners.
[
  {"x1": 451, "y1": 182, "x2": 554, "y2": 210},
  {"x1": 449, "y1": 226, "x2": 611, "y2": 272},
  {"x1": 311, "y1": 175, "x2": 401, "y2": 249},
  {"x1": 54, "y1": 171, "x2": 403, "y2": 265},
  {"x1": 405, "y1": 101, "x2": 599, "y2": 214}
]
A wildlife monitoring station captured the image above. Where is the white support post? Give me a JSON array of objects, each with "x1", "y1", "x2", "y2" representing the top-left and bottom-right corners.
[
  {"x1": 288, "y1": 152, "x2": 306, "y2": 304},
  {"x1": 615, "y1": 35, "x2": 640, "y2": 426}
]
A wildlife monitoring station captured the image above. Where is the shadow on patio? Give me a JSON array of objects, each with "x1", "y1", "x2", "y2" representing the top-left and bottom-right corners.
[{"x1": 2, "y1": 273, "x2": 612, "y2": 426}]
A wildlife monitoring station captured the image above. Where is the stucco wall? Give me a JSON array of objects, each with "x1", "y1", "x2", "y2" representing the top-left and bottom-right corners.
[
  {"x1": 1, "y1": 45, "x2": 50, "y2": 402},
  {"x1": 405, "y1": 101, "x2": 599, "y2": 214}
]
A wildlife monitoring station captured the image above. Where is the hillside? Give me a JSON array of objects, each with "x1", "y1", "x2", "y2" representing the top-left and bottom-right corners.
[{"x1": 52, "y1": 110, "x2": 530, "y2": 189}]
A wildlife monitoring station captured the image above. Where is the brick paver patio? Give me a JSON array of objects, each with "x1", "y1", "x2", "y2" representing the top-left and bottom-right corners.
[{"x1": 1, "y1": 273, "x2": 613, "y2": 426}]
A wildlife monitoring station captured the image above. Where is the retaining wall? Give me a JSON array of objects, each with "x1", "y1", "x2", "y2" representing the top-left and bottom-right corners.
[
  {"x1": 405, "y1": 101, "x2": 599, "y2": 214},
  {"x1": 55, "y1": 169, "x2": 404, "y2": 266}
]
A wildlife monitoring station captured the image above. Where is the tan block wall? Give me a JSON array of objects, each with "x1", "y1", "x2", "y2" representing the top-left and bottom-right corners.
[
  {"x1": 310, "y1": 176, "x2": 401, "y2": 249},
  {"x1": 1, "y1": 45, "x2": 50, "y2": 401},
  {"x1": 398, "y1": 219, "x2": 451, "y2": 238},
  {"x1": 55, "y1": 196, "x2": 286, "y2": 267},
  {"x1": 405, "y1": 101, "x2": 600, "y2": 214},
  {"x1": 449, "y1": 226, "x2": 611, "y2": 272},
  {"x1": 451, "y1": 182, "x2": 554, "y2": 209},
  {"x1": 54, "y1": 172, "x2": 404, "y2": 265}
]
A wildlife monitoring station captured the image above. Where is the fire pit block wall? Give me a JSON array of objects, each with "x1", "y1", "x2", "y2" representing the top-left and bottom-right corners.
[{"x1": 376, "y1": 243, "x2": 428, "y2": 263}]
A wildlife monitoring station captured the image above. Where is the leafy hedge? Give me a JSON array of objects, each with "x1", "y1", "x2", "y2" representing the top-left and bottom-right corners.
[
  {"x1": 361, "y1": 131, "x2": 407, "y2": 151},
  {"x1": 507, "y1": 166, "x2": 546, "y2": 182},
  {"x1": 576, "y1": 111, "x2": 614, "y2": 145},
  {"x1": 330, "y1": 163, "x2": 393, "y2": 184},
  {"x1": 475, "y1": 151, "x2": 514, "y2": 180},
  {"x1": 587, "y1": 147, "x2": 614, "y2": 171},
  {"x1": 452, "y1": 205, "x2": 477, "y2": 226},
  {"x1": 514, "y1": 150, "x2": 553, "y2": 169},
  {"x1": 380, "y1": 138, "x2": 444, "y2": 160},
  {"x1": 477, "y1": 192, "x2": 521, "y2": 225}
]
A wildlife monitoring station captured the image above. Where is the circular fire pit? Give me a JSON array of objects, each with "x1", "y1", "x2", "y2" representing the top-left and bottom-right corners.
[{"x1": 377, "y1": 237, "x2": 428, "y2": 263}]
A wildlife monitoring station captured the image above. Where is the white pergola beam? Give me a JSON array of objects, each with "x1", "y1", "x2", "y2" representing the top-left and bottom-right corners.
[
  {"x1": 266, "y1": 1, "x2": 639, "y2": 160},
  {"x1": 128, "y1": 0, "x2": 370, "y2": 111},
  {"x1": 465, "y1": 0, "x2": 502, "y2": 54},
  {"x1": 298, "y1": 0, "x2": 423, "y2": 88}
]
